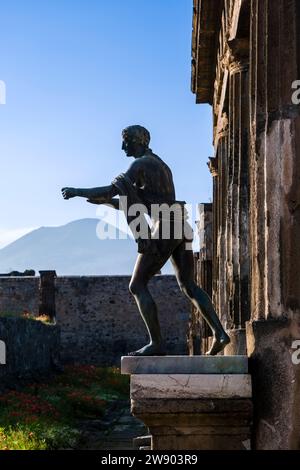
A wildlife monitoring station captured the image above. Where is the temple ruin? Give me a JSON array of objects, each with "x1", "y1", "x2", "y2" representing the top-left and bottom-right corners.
[{"x1": 191, "y1": 0, "x2": 300, "y2": 449}]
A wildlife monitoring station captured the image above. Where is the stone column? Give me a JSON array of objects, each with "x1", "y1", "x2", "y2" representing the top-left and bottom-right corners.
[
  {"x1": 213, "y1": 115, "x2": 229, "y2": 328},
  {"x1": 188, "y1": 252, "x2": 201, "y2": 356},
  {"x1": 197, "y1": 203, "x2": 213, "y2": 353},
  {"x1": 122, "y1": 355, "x2": 252, "y2": 450},
  {"x1": 207, "y1": 157, "x2": 219, "y2": 315},
  {"x1": 249, "y1": 0, "x2": 300, "y2": 322},
  {"x1": 224, "y1": 40, "x2": 250, "y2": 354},
  {"x1": 39, "y1": 270, "x2": 56, "y2": 321},
  {"x1": 198, "y1": 203, "x2": 213, "y2": 297},
  {"x1": 247, "y1": 0, "x2": 300, "y2": 449}
]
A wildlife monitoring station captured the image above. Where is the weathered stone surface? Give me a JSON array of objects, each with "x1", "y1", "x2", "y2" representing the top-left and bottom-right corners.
[
  {"x1": 121, "y1": 355, "x2": 248, "y2": 375},
  {"x1": 0, "y1": 317, "x2": 60, "y2": 390},
  {"x1": 151, "y1": 434, "x2": 251, "y2": 451},
  {"x1": 224, "y1": 329, "x2": 247, "y2": 356},
  {"x1": 134, "y1": 410, "x2": 252, "y2": 428},
  {"x1": 130, "y1": 375, "x2": 253, "y2": 450},
  {"x1": 131, "y1": 374, "x2": 252, "y2": 400},
  {"x1": 191, "y1": 0, "x2": 300, "y2": 450},
  {"x1": 0, "y1": 275, "x2": 190, "y2": 366},
  {"x1": 55, "y1": 275, "x2": 189, "y2": 365},
  {"x1": 0, "y1": 277, "x2": 39, "y2": 316},
  {"x1": 39, "y1": 270, "x2": 56, "y2": 320},
  {"x1": 132, "y1": 398, "x2": 253, "y2": 416},
  {"x1": 191, "y1": 0, "x2": 224, "y2": 104},
  {"x1": 132, "y1": 435, "x2": 151, "y2": 450},
  {"x1": 247, "y1": 319, "x2": 300, "y2": 450}
]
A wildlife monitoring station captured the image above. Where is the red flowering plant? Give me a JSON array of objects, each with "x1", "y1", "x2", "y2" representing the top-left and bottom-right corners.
[
  {"x1": 0, "y1": 390, "x2": 60, "y2": 425},
  {"x1": 65, "y1": 390, "x2": 106, "y2": 417},
  {"x1": 0, "y1": 365, "x2": 129, "y2": 449}
]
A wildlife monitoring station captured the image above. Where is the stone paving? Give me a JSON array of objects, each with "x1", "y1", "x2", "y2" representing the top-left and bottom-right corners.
[{"x1": 77, "y1": 400, "x2": 147, "y2": 450}]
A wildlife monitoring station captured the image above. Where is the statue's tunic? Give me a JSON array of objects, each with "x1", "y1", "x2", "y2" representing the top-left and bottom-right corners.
[{"x1": 111, "y1": 149, "x2": 193, "y2": 257}]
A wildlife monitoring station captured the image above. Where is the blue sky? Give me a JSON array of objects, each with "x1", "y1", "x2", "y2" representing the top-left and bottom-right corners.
[{"x1": 0, "y1": 0, "x2": 213, "y2": 248}]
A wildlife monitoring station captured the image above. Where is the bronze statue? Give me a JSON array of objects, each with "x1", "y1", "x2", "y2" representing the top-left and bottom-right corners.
[{"x1": 62, "y1": 125, "x2": 230, "y2": 356}]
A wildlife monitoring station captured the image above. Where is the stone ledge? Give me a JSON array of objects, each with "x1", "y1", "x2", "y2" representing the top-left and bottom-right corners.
[
  {"x1": 133, "y1": 411, "x2": 252, "y2": 427},
  {"x1": 151, "y1": 434, "x2": 251, "y2": 451},
  {"x1": 121, "y1": 355, "x2": 248, "y2": 375},
  {"x1": 131, "y1": 398, "x2": 253, "y2": 415},
  {"x1": 131, "y1": 374, "x2": 252, "y2": 400},
  {"x1": 149, "y1": 425, "x2": 251, "y2": 436}
]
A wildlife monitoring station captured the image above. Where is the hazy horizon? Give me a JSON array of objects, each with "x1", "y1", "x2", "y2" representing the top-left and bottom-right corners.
[{"x1": 0, "y1": 217, "x2": 182, "y2": 275}]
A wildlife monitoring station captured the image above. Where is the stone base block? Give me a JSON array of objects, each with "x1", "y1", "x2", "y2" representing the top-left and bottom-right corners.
[
  {"x1": 131, "y1": 374, "x2": 252, "y2": 399},
  {"x1": 133, "y1": 435, "x2": 151, "y2": 450},
  {"x1": 151, "y1": 433, "x2": 251, "y2": 451},
  {"x1": 121, "y1": 355, "x2": 248, "y2": 375},
  {"x1": 246, "y1": 319, "x2": 300, "y2": 449},
  {"x1": 123, "y1": 357, "x2": 252, "y2": 450},
  {"x1": 131, "y1": 394, "x2": 252, "y2": 450}
]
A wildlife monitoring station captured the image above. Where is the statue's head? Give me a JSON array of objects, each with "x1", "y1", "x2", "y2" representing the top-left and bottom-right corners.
[{"x1": 122, "y1": 125, "x2": 150, "y2": 158}]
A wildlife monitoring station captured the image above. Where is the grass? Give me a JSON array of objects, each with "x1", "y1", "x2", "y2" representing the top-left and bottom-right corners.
[
  {"x1": 0, "y1": 365, "x2": 130, "y2": 450},
  {"x1": 0, "y1": 311, "x2": 53, "y2": 324}
]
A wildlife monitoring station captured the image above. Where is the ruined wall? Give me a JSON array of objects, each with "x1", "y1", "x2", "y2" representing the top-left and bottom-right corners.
[
  {"x1": 0, "y1": 275, "x2": 190, "y2": 366},
  {"x1": 55, "y1": 275, "x2": 189, "y2": 365},
  {"x1": 0, "y1": 317, "x2": 60, "y2": 390},
  {"x1": 0, "y1": 277, "x2": 39, "y2": 316}
]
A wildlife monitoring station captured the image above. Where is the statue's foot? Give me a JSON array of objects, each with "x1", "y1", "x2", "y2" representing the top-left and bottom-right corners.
[
  {"x1": 205, "y1": 333, "x2": 230, "y2": 356},
  {"x1": 127, "y1": 343, "x2": 166, "y2": 357}
]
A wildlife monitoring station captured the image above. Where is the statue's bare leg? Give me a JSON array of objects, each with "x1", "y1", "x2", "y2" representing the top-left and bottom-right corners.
[
  {"x1": 128, "y1": 251, "x2": 170, "y2": 356},
  {"x1": 170, "y1": 241, "x2": 230, "y2": 356}
]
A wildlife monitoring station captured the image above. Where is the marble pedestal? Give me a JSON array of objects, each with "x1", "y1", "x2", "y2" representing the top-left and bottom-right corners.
[{"x1": 121, "y1": 356, "x2": 252, "y2": 450}]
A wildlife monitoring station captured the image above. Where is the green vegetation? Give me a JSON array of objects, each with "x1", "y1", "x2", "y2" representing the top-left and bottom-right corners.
[
  {"x1": 0, "y1": 311, "x2": 53, "y2": 324},
  {"x1": 0, "y1": 365, "x2": 129, "y2": 450}
]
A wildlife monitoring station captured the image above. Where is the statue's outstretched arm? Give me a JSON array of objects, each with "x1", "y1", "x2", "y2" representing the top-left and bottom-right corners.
[
  {"x1": 61, "y1": 185, "x2": 118, "y2": 202},
  {"x1": 87, "y1": 197, "x2": 120, "y2": 210}
]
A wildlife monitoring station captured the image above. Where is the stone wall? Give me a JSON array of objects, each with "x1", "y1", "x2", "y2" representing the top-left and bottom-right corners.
[
  {"x1": 0, "y1": 317, "x2": 60, "y2": 390},
  {"x1": 247, "y1": 319, "x2": 300, "y2": 450},
  {"x1": 0, "y1": 275, "x2": 190, "y2": 366},
  {"x1": 0, "y1": 277, "x2": 39, "y2": 316},
  {"x1": 55, "y1": 275, "x2": 190, "y2": 365}
]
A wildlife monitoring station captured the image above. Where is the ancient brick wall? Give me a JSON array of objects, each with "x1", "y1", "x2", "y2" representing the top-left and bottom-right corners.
[
  {"x1": 0, "y1": 277, "x2": 40, "y2": 316},
  {"x1": 0, "y1": 275, "x2": 190, "y2": 366},
  {"x1": 0, "y1": 317, "x2": 60, "y2": 390},
  {"x1": 55, "y1": 275, "x2": 190, "y2": 365}
]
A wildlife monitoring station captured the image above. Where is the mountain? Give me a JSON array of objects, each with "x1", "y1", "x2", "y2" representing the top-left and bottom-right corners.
[{"x1": 0, "y1": 219, "x2": 173, "y2": 275}]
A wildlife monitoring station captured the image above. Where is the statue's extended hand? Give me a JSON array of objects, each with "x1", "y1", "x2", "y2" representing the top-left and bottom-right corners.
[{"x1": 61, "y1": 187, "x2": 78, "y2": 200}]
